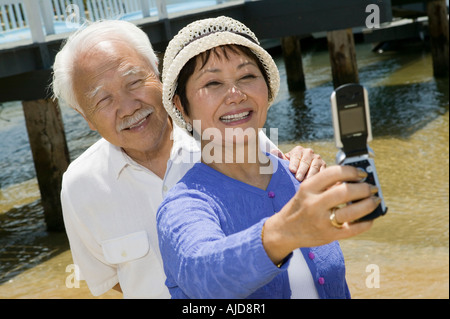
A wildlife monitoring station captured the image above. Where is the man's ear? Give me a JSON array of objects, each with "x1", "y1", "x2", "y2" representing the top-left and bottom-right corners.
[{"x1": 75, "y1": 108, "x2": 97, "y2": 131}]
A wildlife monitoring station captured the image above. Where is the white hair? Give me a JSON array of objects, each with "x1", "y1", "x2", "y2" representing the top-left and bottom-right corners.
[{"x1": 52, "y1": 20, "x2": 159, "y2": 113}]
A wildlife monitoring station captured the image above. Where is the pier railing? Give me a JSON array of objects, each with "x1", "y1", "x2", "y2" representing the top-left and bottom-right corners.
[{"x1": 0, "y1": 0, "x2": 234, "y2": 45}]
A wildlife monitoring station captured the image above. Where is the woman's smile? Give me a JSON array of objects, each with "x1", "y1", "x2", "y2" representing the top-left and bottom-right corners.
[{"x1": 219, "y1": 110, "x2": 253, "y2": 125}]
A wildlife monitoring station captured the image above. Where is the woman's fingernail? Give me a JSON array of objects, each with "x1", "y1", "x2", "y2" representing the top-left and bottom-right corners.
[
  {"x1": 372, "y1": 196, "x2": 382, "y2": 205},
  {"x1": 357, "y1": 168, "x2": 368, "y2": 179},
  {"x1": 370, "y1": 185, "x2": 379, "y2": 194}
]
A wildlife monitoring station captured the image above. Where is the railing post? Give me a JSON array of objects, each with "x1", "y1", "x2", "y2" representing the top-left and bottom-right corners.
[
  {"x1": 155, "y1": 0, "x2": 171, "y2": 40},
  {"x1": 140, "y1": 0, "x2": 150, "y2": 17},
  {"x1": 155, "y1": 0, "x2": 168, "y2": 19},
  {"x1": 23, "y1": 0, "x2": 51, "y2": 69},
  {"x1": 76, "y1": 0, "x2": 86, "y2": 21},
  {"x1": 23, "y1": 0, "x2": 46, "y2": 43},
  {"x1": 39, "y1": 0, "x2": 55, "y2": 35}
]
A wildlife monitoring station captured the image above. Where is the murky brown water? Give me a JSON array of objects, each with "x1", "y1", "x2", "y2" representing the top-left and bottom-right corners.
[
  {"x1": 0, "y1": 39, "x2": 448, "y2": 298},
  {"x1": 281, "y1": 111, "x2": 449, "y2": 299}
]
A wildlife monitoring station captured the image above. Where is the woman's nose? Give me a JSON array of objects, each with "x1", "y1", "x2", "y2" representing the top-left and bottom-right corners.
[{"x1": 225, "y1": 85, "x2": 247, "y2": 105}]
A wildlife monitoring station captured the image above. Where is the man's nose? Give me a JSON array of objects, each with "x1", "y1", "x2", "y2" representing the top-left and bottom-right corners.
[{"x1": 117, "y1": 91, "x2": 140, "y2": 117}]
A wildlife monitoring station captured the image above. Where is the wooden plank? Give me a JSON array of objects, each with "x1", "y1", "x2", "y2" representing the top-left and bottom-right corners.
[
  {"x1": 22, "y1": 99, "x2": 70, "y2": 231},
  {"x1": 363, "y1": 19, "x2": 427, "y2": 43},
  {"x1": 0, "y1": 69, "x2": 53, "y2": 103},
  {"x1": 391, "y1": 0, "x2": 427, "y2": 5}
]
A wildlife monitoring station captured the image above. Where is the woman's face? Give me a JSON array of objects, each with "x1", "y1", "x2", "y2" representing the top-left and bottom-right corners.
[{"x1": 175, "y1": 47, "x2": 269, "y2": 146}]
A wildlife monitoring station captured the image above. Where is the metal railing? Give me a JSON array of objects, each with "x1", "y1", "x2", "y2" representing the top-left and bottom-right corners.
[
  {"x1": 0, "y1": 0, "x2": 239, "y2": 44},
  {"x1": 0, "y1": 0, "x2": 28, "y2": 31}
]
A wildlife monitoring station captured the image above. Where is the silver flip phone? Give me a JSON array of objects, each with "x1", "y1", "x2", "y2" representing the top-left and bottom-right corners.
[{"x1": 331, "y1": 83, "x2": 387, "y2": 221}]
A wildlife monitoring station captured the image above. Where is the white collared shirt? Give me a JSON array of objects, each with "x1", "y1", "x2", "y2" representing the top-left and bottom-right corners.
[
  {"x1": 61, "y1": 125, "x2": 198, "y2": 298},
  {"x1": 62, "y1": 125, "x2": 279, "y2": 298}
]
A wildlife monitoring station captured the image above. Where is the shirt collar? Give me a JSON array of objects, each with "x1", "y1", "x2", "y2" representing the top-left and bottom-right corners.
[
  {"x1": 107, "y1": 124, "x2": 201, "y2": 179},
  {"x1": 170, "y1": 123, "x2": 201, "y2": 160},
  {"x1": 106, "y1": 141, "x2": 132, "y2": 179}
]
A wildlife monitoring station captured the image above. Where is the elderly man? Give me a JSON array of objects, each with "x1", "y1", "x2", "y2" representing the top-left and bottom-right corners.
[{"x1": 52, "y1": 20, "x2": 325, "y2": 298}]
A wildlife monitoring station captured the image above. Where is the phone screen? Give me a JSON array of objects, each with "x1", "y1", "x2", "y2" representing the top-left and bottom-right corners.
[{"x1": 339, "y1": 106, "x2": 366, "y2": 136}]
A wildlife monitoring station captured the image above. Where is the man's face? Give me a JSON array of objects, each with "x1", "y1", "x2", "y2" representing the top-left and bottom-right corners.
[{"x1": 73, "y1": 39, "x2": 169, "y2": 155}]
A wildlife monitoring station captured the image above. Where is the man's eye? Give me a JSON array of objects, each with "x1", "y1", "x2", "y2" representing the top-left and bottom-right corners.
[
  {"x1": 130, "y1": 79, "x2": 143, "y2": 88},
  {"x1": 96, "y1": 96, "x2": 111, "y2": 107}
]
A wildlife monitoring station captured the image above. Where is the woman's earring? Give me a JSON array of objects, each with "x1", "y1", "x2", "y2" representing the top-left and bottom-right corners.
[
  {"x1": 173, "y1": 107, "x2": 183, "y2": 121},
  {"x1": 173, "y1": 106, "x2": 186, "y2": 126},
  {"x1": 173, "y1": 104, "x2": 191, "y2": 132}
]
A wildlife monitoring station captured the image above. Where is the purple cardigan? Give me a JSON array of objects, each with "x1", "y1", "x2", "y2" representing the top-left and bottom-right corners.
[{"x1": 157, "y1": 155, "x2": 351, "y2": 299}]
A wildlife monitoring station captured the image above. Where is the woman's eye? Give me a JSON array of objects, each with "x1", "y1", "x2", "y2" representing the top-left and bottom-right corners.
[
  {"x1": 205, "y1": 81, "x2": 221, "y2": 88},
  {"x1": 241, "y1": 74, "x2": 256, "y2": 80}
]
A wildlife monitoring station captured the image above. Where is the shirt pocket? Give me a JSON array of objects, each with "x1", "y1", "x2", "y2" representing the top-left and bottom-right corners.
[{"x1": 101, "y1": 231, "x2": 149, "y2": 264}]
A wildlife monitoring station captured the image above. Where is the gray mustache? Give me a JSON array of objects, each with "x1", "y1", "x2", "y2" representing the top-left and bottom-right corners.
[{"x1": 117, "y1": 108, "x2": 154, "y2": 131}]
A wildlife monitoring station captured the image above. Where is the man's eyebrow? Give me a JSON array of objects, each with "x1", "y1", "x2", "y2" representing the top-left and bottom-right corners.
[
  {"x1": 121, "y1": 66, "x2": 144, "y2": 77},
  {"x1": 85, "y1": 85, "x2": 103, "y2": 99}
]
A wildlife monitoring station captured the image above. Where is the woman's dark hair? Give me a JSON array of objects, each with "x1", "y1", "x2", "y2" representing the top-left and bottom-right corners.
[{"x1": 175, "y1": 44, "x2": 272, "y2": 117}]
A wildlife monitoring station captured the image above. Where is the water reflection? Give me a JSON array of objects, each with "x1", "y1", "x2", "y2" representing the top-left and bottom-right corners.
[
  {"x1": 368, "y1": 79, "x2": 449, "y2": 137},
  {"x1": 266, "y1": 48, "x2": 449, "y2": 143},
  {"x1": 0, "y1": 200, "x2": 69, "y2": 284}
]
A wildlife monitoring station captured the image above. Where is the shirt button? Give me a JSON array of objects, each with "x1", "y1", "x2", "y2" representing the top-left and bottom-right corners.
[
  {"x1": 163, "y1": 185, "x2": 168, "y2": 192},
  {"x1": 121, "y1": 251, "x2": 127, "y2": 258},
  {"x1": 268, "y1": 191, "x2": 275, "y2": 198},
  {"x1": 318, "y1": 277, "x2": 325, "y2": 285},
  {"x1": 308, "y1": 252, "x2": 315, "y2": 260}
]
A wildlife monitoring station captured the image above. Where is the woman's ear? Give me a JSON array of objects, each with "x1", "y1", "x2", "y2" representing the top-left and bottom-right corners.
[{"x1": 173, "y1": 94, "x2": 191, "y2": 124}]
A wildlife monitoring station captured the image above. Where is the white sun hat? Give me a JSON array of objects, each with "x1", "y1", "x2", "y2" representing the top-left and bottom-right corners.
[{"x1": 162, "y1": 16, "x2": 280, "y2": 129}]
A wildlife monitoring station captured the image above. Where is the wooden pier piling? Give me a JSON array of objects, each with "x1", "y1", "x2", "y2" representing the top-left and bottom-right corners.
[
  {"x1": 22, "y1": 99, "x2": 70, "y2": 231},
  {"x1": 327, "y1": 28, "x2": 359, "y2": 88},
  {"x1": 426, "y1": 0, "x2": 449, "y2": 78},
  {"x1": 281, "y1": 36, "x2": 306, "y2": 91}
]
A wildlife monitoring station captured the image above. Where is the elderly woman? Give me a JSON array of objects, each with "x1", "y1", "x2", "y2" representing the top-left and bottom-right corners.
[{"x1": 157, "y1": 16, "x2": 379, "y2": 299}]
